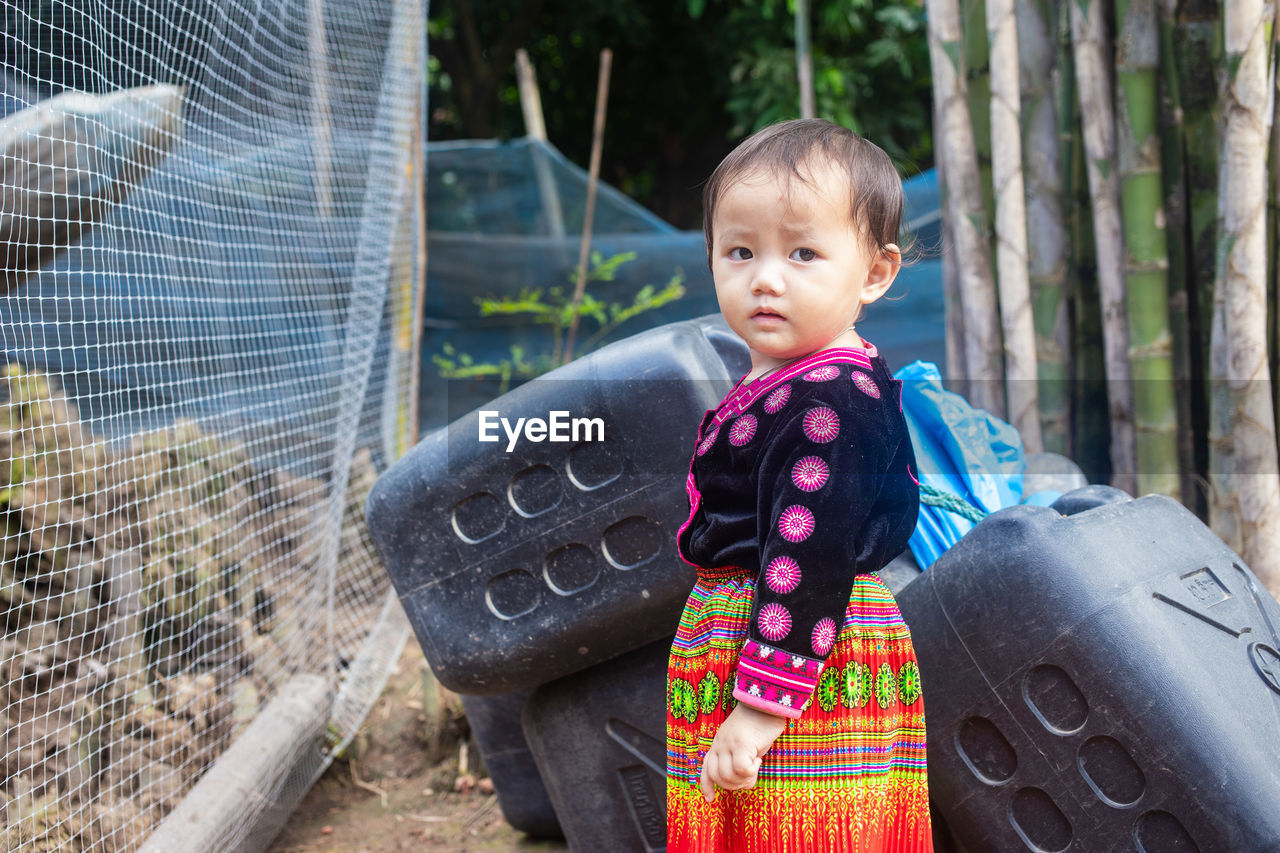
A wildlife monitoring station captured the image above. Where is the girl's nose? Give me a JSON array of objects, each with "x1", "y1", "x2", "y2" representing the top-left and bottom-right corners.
[{"x1": 750, "y1": 261, "x2": 785, "y2": 296}]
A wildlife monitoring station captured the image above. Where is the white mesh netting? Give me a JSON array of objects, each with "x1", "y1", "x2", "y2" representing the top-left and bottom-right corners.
[{"x1": 0, "y1": 1, "x2": 424, "y2": 849}]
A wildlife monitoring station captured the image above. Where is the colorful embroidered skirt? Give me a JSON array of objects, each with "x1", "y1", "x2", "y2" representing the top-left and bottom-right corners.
[{"x1": 666, "y1": 565, "x2": 933, "y2": 853}]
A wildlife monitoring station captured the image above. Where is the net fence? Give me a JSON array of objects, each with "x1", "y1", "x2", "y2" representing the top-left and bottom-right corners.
[{"x1": 0, "y1": 1, "x2": 423, "y2": 849}]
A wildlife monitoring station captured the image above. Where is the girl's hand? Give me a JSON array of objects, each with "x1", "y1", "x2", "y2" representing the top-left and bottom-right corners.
[{"x1": 698, "y1": 703, "x2": 788, "y2": 802}]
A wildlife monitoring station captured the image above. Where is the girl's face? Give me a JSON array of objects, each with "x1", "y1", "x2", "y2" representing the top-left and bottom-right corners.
[{"x1": 709, "y1": 163, "x2": 898, "y2": 376}]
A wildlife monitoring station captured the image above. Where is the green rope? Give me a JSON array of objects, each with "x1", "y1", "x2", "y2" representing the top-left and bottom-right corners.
[{"x1": 919, "y1": 482, "x2": 988, "y2": 523}]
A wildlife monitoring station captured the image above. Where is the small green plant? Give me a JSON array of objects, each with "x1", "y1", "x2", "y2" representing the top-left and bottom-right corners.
[{"x1": 432, "y1": 251, "x2": 686, "y2": 393}]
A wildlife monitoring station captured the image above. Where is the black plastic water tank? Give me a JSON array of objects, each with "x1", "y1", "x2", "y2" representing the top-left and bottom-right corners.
[
  {"x1": 366, "y1": 316, "x2": 749, "y2": 693},
  {"x1": 460, "y1": 691, "x2": 563, "y2": 839},
  {"x1": 897, "y1": 492, "x2": 1280, "y2": 853},
  {"x1": 522, "y1": 637, "x2": 671, "y2": 853}
]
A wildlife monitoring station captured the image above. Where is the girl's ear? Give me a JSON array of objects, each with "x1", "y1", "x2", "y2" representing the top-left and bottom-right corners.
[{"x1": 860, "y1": 243, "x2": 901, "y2": 306}]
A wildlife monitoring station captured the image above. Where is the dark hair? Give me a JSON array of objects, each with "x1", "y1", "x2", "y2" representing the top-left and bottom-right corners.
[{"x1": 702, "y1": 119, "x2": 905, "y2": 268}]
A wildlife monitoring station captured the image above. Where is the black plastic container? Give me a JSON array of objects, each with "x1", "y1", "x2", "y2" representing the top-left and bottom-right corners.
[
  {"x1": 367, "y1": 316, "x2": 749, "y2": 693},
  {"x1": 897, "y1": 493, "x2": 1280, "y2": 853},
  {"x1": 877, "y1": 549, "x2": 923, "y2": 596},
  {"x1": 1047, "y1": 483, "x2": 1131, "y2": 516},
  {"x1": 460, "y1": 692, "x2": 563, "y2": 839},
  {"x1": 522, "y1": 637, "x2": 671, "y2": 853}
]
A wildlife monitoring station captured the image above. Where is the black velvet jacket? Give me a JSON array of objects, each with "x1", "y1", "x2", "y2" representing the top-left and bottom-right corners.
[{"x1": 676, "y1": 345, "x2": 919, "y2": 716}]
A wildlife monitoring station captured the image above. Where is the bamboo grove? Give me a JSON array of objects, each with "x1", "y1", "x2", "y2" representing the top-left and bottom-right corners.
[{"x1": 926, "y1": 0, "x2": 1280, "y2": 592}]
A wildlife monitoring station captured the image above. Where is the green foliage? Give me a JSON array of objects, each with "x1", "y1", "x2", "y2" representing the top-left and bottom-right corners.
[
  {"x1": 432, "y1": 252, "x2": 686, "y2": 393},
  {"x1": 427, "y1": 0, "x2": 934, "y2": 227},
  {"x1": 711, "y1": 0, "x2": 932, "y2": 167}
]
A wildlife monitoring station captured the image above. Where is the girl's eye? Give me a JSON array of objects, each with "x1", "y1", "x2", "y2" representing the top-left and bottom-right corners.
[
  {"x1": 790, "y1": 248, "x2": 817, "y2": 262},
  {"x1": 728, "y1": 247, "x2": 753, "y2": 260}
]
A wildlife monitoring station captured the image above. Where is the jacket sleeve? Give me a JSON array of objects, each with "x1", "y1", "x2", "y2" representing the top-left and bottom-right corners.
[{"x1": 732, "y1": 377, "x2": 919, "y2": 718}]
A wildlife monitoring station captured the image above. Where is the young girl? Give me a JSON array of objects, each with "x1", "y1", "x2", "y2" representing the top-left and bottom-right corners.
[{"x1": 666, "y1": 119, "x2": 933, "y2": 852}]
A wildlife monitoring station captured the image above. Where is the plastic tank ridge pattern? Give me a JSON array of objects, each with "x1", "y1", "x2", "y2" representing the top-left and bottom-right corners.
[{"x1": 366, "y1": 317, "x2": 749, "y2": 694}]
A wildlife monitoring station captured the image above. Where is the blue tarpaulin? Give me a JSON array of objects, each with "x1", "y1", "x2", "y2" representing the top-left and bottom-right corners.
[{"x1": 895, "y1": 360, "x2": 1025, "y2": 569}]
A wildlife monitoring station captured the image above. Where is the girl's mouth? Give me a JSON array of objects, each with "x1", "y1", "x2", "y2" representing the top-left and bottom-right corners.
[
  {"x1": 751, "y1": 309, "x2": 785, "y2": 326},
  {"x1": 747, "y1": 307, "x2": 783, "y2": 324}
]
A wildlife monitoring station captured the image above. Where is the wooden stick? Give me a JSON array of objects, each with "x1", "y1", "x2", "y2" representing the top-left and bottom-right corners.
[
  {"x1": 795, "y1": 0, "x2": 815, "y2": 119},
  {"x1": 516, "y1": 48, "x2": 566, "y2": 240},
  {"x1": 516, "y1": 48, "x2": 548, "y2": 140},
  {"x1": 308, "y1": 0, "x2": 333, "y2": 218},
  {"x1": 562, "y1": 48, "x2": 613, "y2": 365},
  {"x1": 410, "y1": 93, "x2": 427, "y2": 445},
  {"x1": 350, "y1": 759, "x2": 390, "y2": 808}
]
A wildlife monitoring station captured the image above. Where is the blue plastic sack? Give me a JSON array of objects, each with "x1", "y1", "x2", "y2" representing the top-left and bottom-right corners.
[{"x1": 894, "y1": 361, "x2": 1025, "y2": 569}]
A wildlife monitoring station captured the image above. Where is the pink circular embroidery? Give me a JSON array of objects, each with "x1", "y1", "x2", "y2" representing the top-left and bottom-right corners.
[
  {"x1": 757, "y1": 603, "x2": 792, "y2": 641},
  {"x1": 778, "y1": 505, "x2": 815, "y2": 542},
  {"x1": 852, "y1": 371, "x2": 880, "y2": 398},
  {"x1": 791, "y1": 456, "x2": 829, "y2": 491},
  {"x1": 802, "y1": 407, "x2": 840, "y2": 443},
  {"x1": 764, "y1": 384, "x2": 791, "y2": 413},
  {"x1": 728, "y1": 414, "x2": 757, "y2": 446},
  {"x1": 907, "y1": 463, "x2": 919, "y2": 485},
  {"x1": 765, "y1": 556, "x2": 802, "y2": 594},
  {"x1": 804, "y1": 365, "x2": 839, "y2": 382},
  {"x1": 696, "y1": 426, "x2": 719, "y2": 456},
  {"x1": 811, "y1": 618, "x2": 838, "y2": 656}
]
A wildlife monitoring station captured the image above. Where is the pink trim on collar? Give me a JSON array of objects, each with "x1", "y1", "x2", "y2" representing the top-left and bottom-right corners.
[{"x1": 712, "y1": 346, "x2": 875, "y2": 425}]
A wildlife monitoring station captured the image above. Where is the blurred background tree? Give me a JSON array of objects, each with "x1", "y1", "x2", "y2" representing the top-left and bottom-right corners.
[
  {"x1": 426, "y1": 0, "x2": 933, "y2": 229},
  {"x1": 9, "y1": 0, "x2": 933, "y2": 229}
]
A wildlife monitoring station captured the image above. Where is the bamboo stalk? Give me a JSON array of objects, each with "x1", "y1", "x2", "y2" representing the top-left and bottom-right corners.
[
  {"x1": 962, "y1": 0, "x2": 996, "y2": 229},
  {"x1": 1184, "y1": 11, "x2": 1223, "y2": 362},
  {"x1": 1270, "y1": 22, "x2": 1280, "y2": 471},
  {"x1": 986, "y1": 0, "x2": 1041, "y2": 451},
  {"x1": 1208, "y1": 272, "x2": 1239, "y2": 550},
  {"x1": 1219, "y1": 0, "x2": 1280, "y2": 592},
  {"x1": 1056, "y1": 8, "x2": 1108, "y2": 483},
  {"x1": 1115, "y1": 0, "x2": 1178, "y2": 498},
  {"x1": 1178, "y1": 1, "x2": 1221, "y2": 515},
  {"x1": 1018, "y1": 0, "x2": 1071, "y2": 457},
  {"x1": 1155, "y1": 0, "x2": 1197, "y2": 510},
  {"x1": 1070, "y1": 0, "x2": 1138, "y2": 495},
  {"x1": 562, "y1": 48, "x2": 613, "y2": 365},
  {"x1": 1058, "y1": 0, "x2": 1084, "y2": 464},
  {"x1": 795, "y1": 0, "x2": 815, "y2": 119},
  {"x1": 935, "y1": 86, "x2": 969, "y2": 395},
  {"x1": 1071, "y1": 127, "x2": 1111, "y2": 483},
  {"x1": 927, "y1": 0, "x2": 1005, "y2": 416},
  {"x1": 1207, "y1": 15, "x2": 1243, "y2": 549},
  {"x1": 1208, "y1": 15, "x2": 1237, "y2": 541}
]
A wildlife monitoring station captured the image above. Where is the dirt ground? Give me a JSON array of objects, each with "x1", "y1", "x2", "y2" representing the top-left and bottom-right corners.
[{"x1": 268, "y1": 641, "x2": 570, "y2": 853}]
